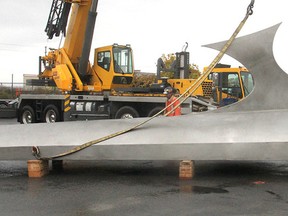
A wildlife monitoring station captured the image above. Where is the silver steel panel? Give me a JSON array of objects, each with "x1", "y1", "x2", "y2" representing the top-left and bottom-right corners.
[
  {"x1": 0, "y1": 109, "x2": 288, "y2": 160},
  {"x1": 70, "y1": 95, "x2": 104, "y2": 100},
  {"x1": 19, "y1": 94, "x2": 66, "y2": 100},
  {"x1": 108, "y1": 96, "x2": 167, "y2": 103}
]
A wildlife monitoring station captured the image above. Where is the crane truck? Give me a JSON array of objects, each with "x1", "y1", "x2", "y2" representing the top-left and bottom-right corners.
[{"x1": 17, "y1": 0, "x2": 253, "y2": 124}]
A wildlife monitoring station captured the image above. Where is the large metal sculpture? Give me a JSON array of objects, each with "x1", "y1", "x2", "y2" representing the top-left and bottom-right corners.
[{"x1": 1, "y1": 23, "x2": 288, "y2": 161}]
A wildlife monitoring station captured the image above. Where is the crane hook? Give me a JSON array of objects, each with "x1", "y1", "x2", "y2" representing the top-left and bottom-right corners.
[
  {"x1": 247, "y1": 0, "x2": 255, "y2": 15},
  {"x1": 182, "y1": 42, "x2": 188, "y2": 52}
]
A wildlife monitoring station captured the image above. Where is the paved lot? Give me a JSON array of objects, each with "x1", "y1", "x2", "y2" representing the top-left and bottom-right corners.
[
  {"x1": 1, "y1": 160, "x2": 288, "y2": 216},
  {"x1": 1, "y1": 119, "x2": 288, "y2": 215},
  {"x1": 0, "y1": 118, "x2": 17, "y2": 125}
]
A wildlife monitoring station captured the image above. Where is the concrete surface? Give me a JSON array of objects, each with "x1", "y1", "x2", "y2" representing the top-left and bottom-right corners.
[
  {"x1": 0, "y1": 160, "x2": 288, "y2": 216},
  {"x1": 1, "y1": 119, "x2": 288, "y2": 215}
]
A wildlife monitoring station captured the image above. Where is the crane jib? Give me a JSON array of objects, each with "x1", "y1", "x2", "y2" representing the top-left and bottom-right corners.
[{"x1": 45, "y1": 0, "x2": 71, "y2": 39}]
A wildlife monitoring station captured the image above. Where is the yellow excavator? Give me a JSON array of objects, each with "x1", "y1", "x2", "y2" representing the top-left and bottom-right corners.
[{"x1": 156, "y1": 44, "x2": 254, "y2": 111}]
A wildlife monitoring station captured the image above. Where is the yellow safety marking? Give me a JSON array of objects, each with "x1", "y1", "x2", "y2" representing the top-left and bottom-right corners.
[
  {"x1": 64, "y1": 106, "x2": 71, "y2": 112},
  {"x1": 64, "y1": 94, "x2": 71, "y2": 112}
]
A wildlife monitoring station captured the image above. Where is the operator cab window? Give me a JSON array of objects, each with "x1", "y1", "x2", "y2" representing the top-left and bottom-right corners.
[
  {"x1": 241, "y1": 71, "x2": 254, "y2": 97},
  {"x1": 97, "y1": 51, "x2": 111, "y2": 71},
  {"x1": 113, "y1": 47, "x2": 133, "y2": 74},
  {"x1": 222, "y1": 73, "x2": 242, "y2": 98}
]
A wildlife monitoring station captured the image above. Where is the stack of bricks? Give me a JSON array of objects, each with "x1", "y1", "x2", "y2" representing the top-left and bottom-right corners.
[
  {"x1": 179, "y1": 160, "x2": 194, "y2": 179},
  {"x1": 27, "y1": 160, "x2": 49, "y2": 178}
]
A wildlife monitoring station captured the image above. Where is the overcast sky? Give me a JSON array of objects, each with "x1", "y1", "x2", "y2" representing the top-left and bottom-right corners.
[{"x1": 1, "y1": 0, "x2": 288, "y2": 83}]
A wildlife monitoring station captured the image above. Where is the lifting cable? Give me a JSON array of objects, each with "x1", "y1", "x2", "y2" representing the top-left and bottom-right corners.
[{"x1": 32, "y1": 0, "x2": 254, "y2": 160}]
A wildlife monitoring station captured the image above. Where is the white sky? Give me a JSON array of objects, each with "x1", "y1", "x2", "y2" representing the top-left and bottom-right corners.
[{"x1": 0, "y1": 0, "x2": 288, "y2": 83}]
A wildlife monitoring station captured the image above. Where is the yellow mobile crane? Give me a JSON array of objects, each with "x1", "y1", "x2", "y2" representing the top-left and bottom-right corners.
[
  {"x1": 17, "y1": 0, "x2": 253, "y2": 123},
  {"x1": 38, "y1": 0, "x2": 134, "y2": 92}
]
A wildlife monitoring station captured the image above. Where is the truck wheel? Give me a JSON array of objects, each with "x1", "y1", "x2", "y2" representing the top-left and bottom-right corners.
[
  {"x1": 115, "y1": 106, "x2": 139, "y2": 119},
  {"x1": 20, "y1": 105, "x2": 35, "y2": 124},
  {"x1": 0, "y1": 101, "x2": 8, "y2": 108},
  {"x1": 147, "y1": 106, "x2": 165, "y2": 117},
  {"x1": 44, "y1": 105, "x2": 60, "y2": 123}
]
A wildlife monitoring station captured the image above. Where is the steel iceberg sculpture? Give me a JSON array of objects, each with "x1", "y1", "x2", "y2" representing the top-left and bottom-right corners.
[{"x1": 1, "y1": 23, "x2": 288, "y2": 161}]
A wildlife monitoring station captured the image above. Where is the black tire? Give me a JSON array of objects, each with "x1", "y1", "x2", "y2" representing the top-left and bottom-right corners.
[
  {"x1": 43, "y1": 105, "x2": 60, "y2": 123},
  {"x1": 0, "y1": 101, "x2": 8, "y2": 108},
  {"x1": 115, "y1": 106, "x2": 139, "y2": 119},
  {"x1": 147, "y1": 106, "x2": 165, "y2": 117},
  {"x1": 20, "y1": 105, "x2": 35, "y2": 124}
]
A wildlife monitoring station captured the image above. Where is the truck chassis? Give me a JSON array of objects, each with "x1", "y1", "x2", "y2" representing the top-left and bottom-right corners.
[{"x1": 18, "y1": 93, "x2": 193, "y2": 123}]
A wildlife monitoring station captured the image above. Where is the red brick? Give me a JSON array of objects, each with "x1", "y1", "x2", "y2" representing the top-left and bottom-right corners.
[{"x1": 27, "y1": 160, "x2": 49, "y2": 178}]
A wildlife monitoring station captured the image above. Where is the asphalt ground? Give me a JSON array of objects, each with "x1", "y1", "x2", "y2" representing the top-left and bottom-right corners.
[
  {"x1": 0, "y1": 117, "x2": 17, "y2": 125},
  {"x1": 1, "y1": 119, "x2": 288, "y2": 216}
]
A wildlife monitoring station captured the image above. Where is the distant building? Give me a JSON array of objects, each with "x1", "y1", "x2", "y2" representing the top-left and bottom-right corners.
[{"x1": 23, "y1": 74, "x2": 38, "y2": 90}]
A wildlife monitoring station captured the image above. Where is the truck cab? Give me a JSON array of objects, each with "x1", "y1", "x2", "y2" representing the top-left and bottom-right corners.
[{"x1": 91, "y1": 44, "x2": 134, "y2": 91}]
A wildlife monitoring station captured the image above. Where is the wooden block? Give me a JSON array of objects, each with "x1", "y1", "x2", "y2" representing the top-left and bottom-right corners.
[
  {"x1": 179, "y1": 160, "x2": 195, "y2": 179},
  {"x1": 27, "y1": 160, "x2": 49, "y2": 178}
]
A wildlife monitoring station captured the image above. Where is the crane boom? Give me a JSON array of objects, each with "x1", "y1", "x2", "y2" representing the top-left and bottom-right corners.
[
  {"x1": 78, "y1": 0, "x2": 98, "y2": 77},
  {"x1": 45, "y1": 0, "x2": 98, "y2": 68}
]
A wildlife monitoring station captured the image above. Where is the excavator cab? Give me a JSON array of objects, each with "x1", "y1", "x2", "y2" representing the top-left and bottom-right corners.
[
  {"x1": 209, "y1": 65, "x2": 254, "y2": 106},
  {"x1": 92, "y1": 44, "x2": 134, "y2": 91}
]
